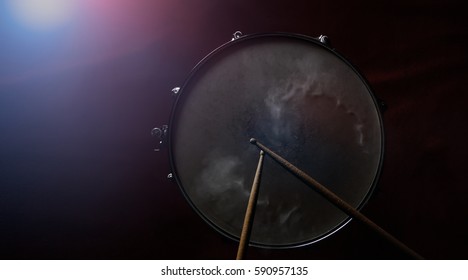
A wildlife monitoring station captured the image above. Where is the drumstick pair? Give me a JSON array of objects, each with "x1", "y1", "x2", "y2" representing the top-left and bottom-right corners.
[{"x1": 236, "y1": 138, "x2": 423, "y2": 260}]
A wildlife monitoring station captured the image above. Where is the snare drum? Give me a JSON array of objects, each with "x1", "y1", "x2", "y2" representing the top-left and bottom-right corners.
[{"x1": 168, "y1": 33, "x2": 384, "y2": 248}]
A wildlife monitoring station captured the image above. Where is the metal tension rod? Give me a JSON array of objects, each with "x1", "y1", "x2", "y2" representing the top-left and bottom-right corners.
[
  {"x1": 236, "y1": 150, "x2": 265, "y2": 260},
  {"x1": 249, "y1": 138, "x2": 424, "y2": 260}
]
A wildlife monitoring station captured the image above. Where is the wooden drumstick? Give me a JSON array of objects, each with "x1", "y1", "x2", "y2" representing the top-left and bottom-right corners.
[
  {"x1": 236, "y1": 150, "x2": 265, "y2": 260},
  {"x1": 249, "y1": 138, "x2": 424, "y2": 260}
]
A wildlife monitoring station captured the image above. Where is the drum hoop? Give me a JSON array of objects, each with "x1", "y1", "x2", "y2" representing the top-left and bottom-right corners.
[{"x1": 167, "y1": 32, "x2": 385, "y2": 249}]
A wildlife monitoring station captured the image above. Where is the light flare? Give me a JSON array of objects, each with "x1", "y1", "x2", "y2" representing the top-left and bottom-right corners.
[{"x1": 8, "y1": 0, "x2": 76, "y2": 31}]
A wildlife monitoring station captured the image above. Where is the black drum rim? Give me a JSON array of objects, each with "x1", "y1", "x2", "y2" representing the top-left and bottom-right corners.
[{"x1": 167, "y1": 32, "x2": 385, "y2": 249}]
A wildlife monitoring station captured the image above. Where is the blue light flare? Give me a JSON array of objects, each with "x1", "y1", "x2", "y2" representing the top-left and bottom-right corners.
[{"x1": 6, "y1": 0, "x2": 78, "y2": 32}]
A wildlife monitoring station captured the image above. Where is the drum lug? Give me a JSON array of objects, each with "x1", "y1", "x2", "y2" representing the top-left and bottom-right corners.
[
  {"x1": 151, "y1": 125, "x2": 168, "y2": 152},
  {"x1": 231, "y1": 31, "x2": 243, "y2": 41},
  {"x1": 318, "y1": 35, "x2": 332, "y2": 48},
  {"x1": 171, "y1": 87, "x2": 180, "y2": 96}
]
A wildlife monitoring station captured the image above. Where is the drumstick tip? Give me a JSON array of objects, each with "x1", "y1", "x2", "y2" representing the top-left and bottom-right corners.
[{"x1": 249, "y1": 138, "x2": 257, "y2": 144}]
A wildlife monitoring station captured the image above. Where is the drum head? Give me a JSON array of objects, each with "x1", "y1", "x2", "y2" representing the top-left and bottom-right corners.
[{"x1": 169, "y1": 33, "x2": 383, "y2": 248}]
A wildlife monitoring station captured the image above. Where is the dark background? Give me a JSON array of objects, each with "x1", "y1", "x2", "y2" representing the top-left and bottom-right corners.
[{"x1": 1, "y1": 0, "x2": 467, "y2": 259}]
